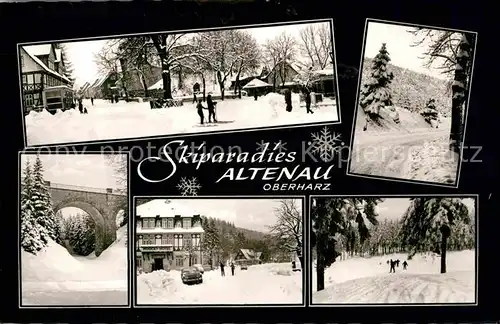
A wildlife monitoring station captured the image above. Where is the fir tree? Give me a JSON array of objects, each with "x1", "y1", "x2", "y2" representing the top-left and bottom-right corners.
[
  {"x1": 359, "y1": 43, "x2": 394, "y2": 118},
  {"x1": 31, "y1": 155, "x2": 60, "y2": 243},
  {"x1": 201, "y1": 217, "x2": 221, "y2": 269},
  {"x1": 421, "y1": 98, "x2": 439, "y2": 126},
  {"x1": 20, "y1": 160, "x2": 45, "y2": 254}
]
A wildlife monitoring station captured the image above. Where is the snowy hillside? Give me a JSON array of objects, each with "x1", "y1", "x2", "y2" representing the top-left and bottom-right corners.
[
  {"x1": 137, "y1": 262, "x2": 302, "y2": 305},
  {"x1": 25, "y1": 94, "x2": 337, "y2": 146},
  {"x1": 312, "y1": 250, "x2": 475, "y2": 304}
]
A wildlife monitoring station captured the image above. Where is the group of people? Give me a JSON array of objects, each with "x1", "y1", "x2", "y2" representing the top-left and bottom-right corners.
[
  {"x1": 72, "y1": 98, "x2": 88, "y2": 114},
  {"x1": 283, "y1": 86, "x2": 316, "y2": 114},
  {"x1": 218, "y1": 261, "x2": 236, "y2": 276},
  {"x1": 195, "y1": 93, "x2": 218, "y2": 125},
  {"x1": 388, "y1": 259, "x2": 409, "y2": 273}
]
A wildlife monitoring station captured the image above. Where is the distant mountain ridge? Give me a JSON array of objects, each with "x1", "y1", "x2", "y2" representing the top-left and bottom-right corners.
[{"x1": 361, "y1": 57, "x2": 451, "y2": 117}]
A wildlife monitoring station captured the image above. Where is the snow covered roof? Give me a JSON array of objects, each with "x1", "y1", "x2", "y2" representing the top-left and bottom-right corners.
[
  {"x1": 136, "y1": 199, "x2": 200, "y2": 218},
  {"x1": 314, "y1": 67, "x2": 334, "y2": 76},
  {"x1": 242, "y1": 78, "x2": 272, "y2": 89},
  {"x1": 21, "y1": 46, "x2": 71, "y2": 84},
  {"x1": 54, "y1": 48, "x2": 62, "y2": 63},
  {"x1": 237, "y1": 249, "x2": 262, "y2": 260},
  {"x1": 24, "y1": 44, "x2": 52, "y2": 56},
  {"x1": 148, "y1": 78, "x2": 163, "y2": 90}
]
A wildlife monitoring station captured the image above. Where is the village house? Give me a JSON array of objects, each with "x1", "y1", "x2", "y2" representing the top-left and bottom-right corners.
[
  {"x1": 234, "y1": 248, "x2": 262, "y2": 267},
  {"x1": 260, "y1": 61, "x2": 301, "y2": 92},
  {"x1": 135, "y1": 199, "x2": 205, "y2": 273},
  {"x1": 20, "y1": 44, "x2": 72, "y2": 111}
]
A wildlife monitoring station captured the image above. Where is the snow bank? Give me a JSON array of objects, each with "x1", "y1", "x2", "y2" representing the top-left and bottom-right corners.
[
  {"x1": 137, "y1": 262, "x2": 302, "y2": 305},
  {"x1": 25, "y1": 97, "x2": 338, "y2": 146},
  {"x1": 21, "y1": 238, "x2": 84, "y2": 282}
]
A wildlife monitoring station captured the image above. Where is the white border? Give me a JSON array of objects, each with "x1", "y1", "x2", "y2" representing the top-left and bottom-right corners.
[
  {"x1": 17, "y1": 150, "x2": 132, "y2": 309},
  {"x1": 307, "y1": 194, "x2": 479, "y2": 307},
  {"x1": 345, "y1": 18, "x2": 479, "y2": 188},
  {"x1": 18, "y1": 19, "x2": 342, "y2": 149},
  {"x1": 132, "y1": 195, "x2": 307, "y2": 308}
]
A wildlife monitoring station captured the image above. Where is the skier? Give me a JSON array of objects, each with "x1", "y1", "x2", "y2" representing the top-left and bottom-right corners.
[
  {"x1": 90, "y1": 97, "x2": 94, "y2": 106},
  {"x1": 196, "y1": 99, "x2": 208, "y2": 125},
  {"x1": 206, "y1": 94, "x2": 217, "y2": 123},
  {"x1": 396, "y1": 259, "x2": 400, "y2": 268},
  {"x1": 389, "y1": 259, "x2": 396, "y2": 273},
  {"x1": 403, "y1": 260, "x2": 408, "y2": 270},
  {"x1": 302, "y1": 86, "x2": 314, "y2": 114},
  {"x1": 230, "y1": 262, "x2": 235, "y2": 276},
  {"x1": 220, "y1": 261, "x2": 225, "y2": 277},
  {"x1": 284, "y1": 88, "x2": 292, "y2": 112}
]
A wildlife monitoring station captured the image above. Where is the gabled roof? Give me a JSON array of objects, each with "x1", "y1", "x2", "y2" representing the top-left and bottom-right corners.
[
  {"x1": 24, "y1": 44, "x2": 51, "y2": 56},
  {"x1": 242, "y1": 78, "x2": 272, "y2": 89},
  {"x1": 237, "y1": 249, "x2": 262, "y2": 260},
  {"x1": 136, "y1": 199, "x2": 200, "y2": 218},
  {"x1": 21, "y1": 46, "x2": 71, "y2": 83}
]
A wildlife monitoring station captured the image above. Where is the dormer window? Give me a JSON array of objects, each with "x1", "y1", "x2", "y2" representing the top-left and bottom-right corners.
[
  {"x1": 183, "y1": 218, "x2": 191, "y2": 229},
  {"x1": 167, "y1": 218, "x2": 174, "y2": 229}
]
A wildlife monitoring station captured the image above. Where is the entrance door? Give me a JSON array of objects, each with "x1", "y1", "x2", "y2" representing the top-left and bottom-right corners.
[{"x1": 154, "y1": 258, "x2": 164, "y2": 271}]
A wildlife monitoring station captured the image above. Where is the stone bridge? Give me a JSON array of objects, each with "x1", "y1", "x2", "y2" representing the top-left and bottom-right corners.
[{"x1": 22, "y1": 179, "x2": 127, "y2": 256}]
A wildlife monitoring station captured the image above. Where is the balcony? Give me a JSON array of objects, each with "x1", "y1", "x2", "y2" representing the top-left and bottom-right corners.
[{"x1": 139, "y1": 244, "x2": 174, "y2": 252}]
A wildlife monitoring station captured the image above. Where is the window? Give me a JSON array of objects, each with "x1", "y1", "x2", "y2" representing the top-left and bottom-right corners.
[
  {"x1": 183, "y1": 236, "x2": 190, "y2": 248},
  {"x1": 33, "y1": 93, "x2": 40, "y2": 105},
  {"x1": 175, "y1": 257, "x2": 184, "y2": 267},
  {"x1": 143, "y1": 218, "x2": 155, "y2": 229},
  {"x1": 174, "y1": 218, "x2": 181, "y2": 228},
  {"x1": 161, "y1": 218, "x2": 168, "y2": 228},
  {"x1": 22, "y1": 75, "x2": 27, "y2": 84},
  {"x1": 191, "y1": 234, "x2": 201, "y2": 248},
  {"x1": 24, "y1": 94, "x2": 34, "y2": 106},
  {"x1": 192, "y1": 255, "x2": 198, "y2": 264},
  {"x1": 167, "y1": 218, "x2": 174, "y2": 229},
  {"x1": 183, "y1": 218, "x2": 191, "y2": 229},
  {"x1": 174, "y1": 234, "x2": 183, "y2": 249},
  {"x1": 161, "y1": 234, "x2": 173, "y2": 245},
  {"x1": 142, "y1": 234, "x2": 154, "y2": 245},
  {"x1": 136, "y1": 257, "x2": 142, "y2": 268},
  {"x1": 34, "y1": 73, "x2": 41, "y2": 83}
]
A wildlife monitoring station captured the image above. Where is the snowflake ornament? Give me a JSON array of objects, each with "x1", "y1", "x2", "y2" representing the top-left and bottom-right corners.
[
  {"x1": 308, "y1": 126, "x2": 343, "y2": 162},
  {"x1": 176, "y1": 177, "x2": 201, "y2": 196},
  {"x1": 273, "y1": 141, "x2": 287, "y2": 152}
]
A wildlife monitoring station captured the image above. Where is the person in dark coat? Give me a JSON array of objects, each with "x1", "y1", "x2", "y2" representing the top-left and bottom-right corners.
[
  {"x1": 220, "y1": 261, "x2": 225, "y2": 276},
  {"x1": 230, "y1": 262, "x2": 235, "y2": 276},
  {"x1": 196, "y1": 99, "x2": 208, "y2": 125},
  {"x1": 284, "y1": 89, "x2": 292, "y2": 112},
  {"x1": 403, "y1": 260, "x2": 408, "y2": 270},
  {"x1": 90, "y1": 97, "x2": 94, "y2": 106},
  {"x1": 254, "y1": 92, "x2": 258, "y2": 101},
  {"x1": 78, "y1": 98, "x2": 83, "y2": 114},
  {"x1": 389, "y1": 259, "x2": 396, "y2": 273},
  {"x1": 206, "y1": 94, "x2": 217, "y2": 123},
  {"x1": 302, "y1": 86, "x2": 314, "y2": 114},
  {"x1": 193, "y1": 92, "x2": 198, "y2": 104}
]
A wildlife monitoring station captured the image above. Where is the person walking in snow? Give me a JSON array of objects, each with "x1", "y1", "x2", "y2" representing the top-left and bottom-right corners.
[
  {"x1": 403, "y1": 260, "x2": 408, "y2": 270},
  {"x1": 389, "y1": 259, "x2": 396, "y2": 273},
  {"x1": 196, "y1": 99, "x2": 208, "y2": 125},
  {"x1": 193, "y1": 92, "x2": 197, "y2": 104},
  {"x1": 220, "y1": 261, "x2": 225, "y2": 276},
  {"x1": 230, "y1": 262, "x2": 235, "y2": 276},
  {"x1": 90, "y1": 97, "x2": 94, "y2": 106},
  {"x1": 254, "y1": 92, "x2": 258, "y2": 101},
  {"x1": 78, "y1": 98, "x2": 83, "y2": 114},
  {"x1": 206, "y1": 94, "x2": 217, "y2": 123},
  {"x1": 302, "y1": 86, "x2": 314, "y2": 114},
  {"x1": 284, "y1": 88, "x2": 292, "y2": 112}
]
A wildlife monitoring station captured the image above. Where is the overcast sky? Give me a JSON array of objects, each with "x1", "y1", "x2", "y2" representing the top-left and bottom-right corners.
[
  {"x1": 376, "y1": 197, "x2": 476, "y2": 221},
  {"x1": 60, "y1": 20, "x2": 330, "y2": 87},
  {"x1": 159, "y1": 198, "x2": 303, "y2": 233},
  {"x1": 364, "y1": 21, "x2": 451, "y2": 80},
  {"x1": 20, "y1": 153, "x2": 126, "y2": 190}
]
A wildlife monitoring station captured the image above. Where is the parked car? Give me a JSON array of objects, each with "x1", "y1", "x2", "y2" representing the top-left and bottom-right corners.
[
  {"x1": 240, "y1": 264, "x2": 248, "y2": 270},
  {"x1": 192, "y1": 264, "x2": 205, "y2": 274},
  {"x1": 181, "y1": 267, "x2": 203, "y2": 285}
]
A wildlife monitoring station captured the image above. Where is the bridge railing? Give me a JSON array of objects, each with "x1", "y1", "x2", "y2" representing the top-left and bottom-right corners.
[{"x1": 20, "y1": 177, "x2": 126, "y2": 195}]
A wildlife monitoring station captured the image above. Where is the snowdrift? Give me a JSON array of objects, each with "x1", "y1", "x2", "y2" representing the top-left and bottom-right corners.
[
  {"x1": 25, "y1": 97, "x2": 337, "y2": 146},
  {"x1": 137, "y1": 262, "x2": 302, "y2": 305}
]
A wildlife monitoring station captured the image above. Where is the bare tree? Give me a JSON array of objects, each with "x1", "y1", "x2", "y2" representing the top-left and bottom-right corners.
[
  {"x1": 182, "y1": 35, "x2": 214, "y2": 102},
  {"x1": 408, "y1": 28, "x2": 475, "y2": 154},
  {"x1": 264, "y1": 32, "x2": 297, "y2": 89},
  {"x1": 299, "y1": 23, "x2": 332, "y2": 70},
  {"x1": 268, "y1": 199, "x2": 303, "y2": 268},
  {"x1": 230, "y1": 31, "x2": 261, "y2": 98},
  {"x1": 94, "y1": 40, "x2": 132, "y2": 99}
]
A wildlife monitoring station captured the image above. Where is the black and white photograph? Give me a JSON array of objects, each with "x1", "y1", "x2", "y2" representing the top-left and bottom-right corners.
[
  {"x1": 348, "y1": 20, "x2": 477, "y2": 186},
  {"x1": 135, "y1": 197, "x2": 304, "y2": 306},
  {"x1": 310, "y1": 195, "x2": 477, "y2": 305},
  {"x1": 19, "y1": 19, "x2": 339, "y2": 147},
  {"x1": 19, "y1": 152, "x2": 129, "y2": 307}
]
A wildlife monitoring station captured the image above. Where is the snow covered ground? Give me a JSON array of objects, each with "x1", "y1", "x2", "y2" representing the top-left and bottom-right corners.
[
  {"x1": 21, "y1": 226, "x2": 128, "y2": 306},
  {"x1": 137, "y1": 262, "x2": 303, "y2": 305},
  {"x1": 25, "y1": 94, "x2": 338, "y2": 146},
  {"x1": 312, "y1": 250, "x2": 475, "y2": 304}
]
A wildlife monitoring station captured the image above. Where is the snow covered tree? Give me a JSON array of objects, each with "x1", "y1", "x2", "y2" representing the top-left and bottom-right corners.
[
  {"x1": 230, "y1": 31, "x2": 261, "y2": 98},
  {"x1": 66, "y1": 213, "x2": 96, "y2": 256},
  {"x1": 20, "y1": 159, "x2": 46, "y2": 254},
  {"x1": 54, "y1": 43, "x2": 76, "y2": 87},
  {"x1": 421, "y1": 98, "x2": 440, "y2": 126},
  {"x1": 269, "y1": 199, "x2": 303, "y2": 269},
  {"x1": 359, "y1": 43, "x2": 394, "y2": 118},
  {"x1": 299, "y1": 23, "x2": 333, "y2": 70},
  {"x1": 201, "y1": 217, "x2": 221, "y2": 269},
  {"x1": 31, "y1": 155, "x2": 60, "y2": 244},
  {"x1": 399, "y1": 197, "x2": 470, "y2": 273},
  {"x1": 311, "y1": 197, "x2": 382, "y2": 291}
]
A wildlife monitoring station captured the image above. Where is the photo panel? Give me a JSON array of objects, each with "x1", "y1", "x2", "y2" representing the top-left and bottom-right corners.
[
  {"x1": 18, "y1": 151, "x2": 131, "y2": 308},
  {"x1": 18, "y1": 19, "x2": 341, "y2": 148},
  {"x1": 347, "y1": 19, "x2": 478, "y2": 187},
  {"x1": 309, "y1": 194, "x2": 478, "y2": 306},
  {"x1": 133, "y1": 196, "x2": 305, "y2": 307}
]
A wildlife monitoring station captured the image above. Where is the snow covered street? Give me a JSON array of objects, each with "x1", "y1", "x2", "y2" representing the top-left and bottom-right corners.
[
  {"x1": 25, "y1": 94, "x2": 338, "y2": 146},
  {"x1": 21, "y1": 226, "x2": 128, "y2": 306},
  {"x1": 312, "y1": 250, "x2": 475, "y2": 304},
  {"x1": 137, "y1": 262, "x2": 303, "y2": 305}
]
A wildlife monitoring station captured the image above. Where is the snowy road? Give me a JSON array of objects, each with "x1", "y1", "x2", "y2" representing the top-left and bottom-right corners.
[
  {"x1": 349, "y1": 129, "x2": 448, "y2": 179},
  {"x1": 22, "y1": 290, "x2": 128, "y2": 306},
  {"x1": 137, "y1": 263, "x2": 303, "y2": 305}
]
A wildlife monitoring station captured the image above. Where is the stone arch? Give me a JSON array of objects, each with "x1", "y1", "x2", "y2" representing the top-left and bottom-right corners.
[{"x1": 54, "y1": 200, "x2": 108, "y2": 257}]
